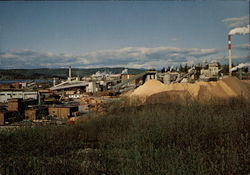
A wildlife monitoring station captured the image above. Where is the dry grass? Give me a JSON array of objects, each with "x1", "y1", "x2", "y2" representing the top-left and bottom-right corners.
[{"x1": 0, "y1": 98, "x2": 250, "y2": 175}]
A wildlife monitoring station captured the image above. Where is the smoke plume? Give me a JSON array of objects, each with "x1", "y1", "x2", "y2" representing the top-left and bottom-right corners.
[
  {"x1": 121, "y1": 68, "x2": 128, "y2": 74},
  {"x1": 170, "y1": 65, "x2": 174, "y2": 72},
  {"x1": 231, "y1": 62, "x2": 250, "y2": 71},
  {"x1": 229, "y1": 25, "x2": 250, "y2": 35}
]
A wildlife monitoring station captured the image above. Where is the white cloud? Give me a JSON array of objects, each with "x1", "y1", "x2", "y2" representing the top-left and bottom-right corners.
[
  {"x1": 233, "y1": 43, "x2": 250, "y2": 50},
  {"x1": 232, "y1": 55, "x2": 250, "y2": 59},
  {"x1": 222, "y1": 15, "x2": 249, "y2": 28},
  {"x1": 171, "y1": 38, "x2": 180, "y2": 41},
  {"x1": 0, "y1": 46, "x2": 219, "y2": 69}
]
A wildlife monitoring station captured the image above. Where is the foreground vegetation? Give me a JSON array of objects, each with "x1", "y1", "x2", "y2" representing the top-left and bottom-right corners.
[{"x1": 0, "y1": 99, "x2": 250, "y2": 175}]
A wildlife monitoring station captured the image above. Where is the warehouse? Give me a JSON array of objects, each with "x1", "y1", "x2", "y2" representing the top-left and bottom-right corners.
[
  {"x1": 25, "y1": 106, "x2": 48, "y2": 120},
  {"x1": 48, "y1": 105, "x2": 79, "y2": 119},
  {"x1": 0, "y1": 90, "x2": 38, "y2": 103}
]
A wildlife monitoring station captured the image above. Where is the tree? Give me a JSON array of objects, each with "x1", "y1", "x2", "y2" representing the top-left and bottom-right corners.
[
  {"x1": 221, "y1": 64, "x2": 229, "y2": 74},
  {"x1": 184, "y1": 64, "x2": 188, "y2": 73},
  {"x1": 179, "y1": 64, "x2": 184, "y2": 72},
  {"x1": 161, "y1": 67, "x2": 165, "y2": 73},
  {"x1": 166, "y1": 66, "x2": 171, "y2": 72},
  {"x1": 217, "y1": 62, "x2": 221, "y2": 69}
]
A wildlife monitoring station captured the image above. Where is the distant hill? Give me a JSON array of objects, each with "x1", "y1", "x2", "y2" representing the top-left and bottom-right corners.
[{"x1": 0, "y1": 67, "x2": 145, "y2": 80}]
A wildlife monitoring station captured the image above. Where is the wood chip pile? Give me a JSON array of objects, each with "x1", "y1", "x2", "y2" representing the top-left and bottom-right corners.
[{"x1": 128, "y1": 77, "x2": 250, "y2": 104}]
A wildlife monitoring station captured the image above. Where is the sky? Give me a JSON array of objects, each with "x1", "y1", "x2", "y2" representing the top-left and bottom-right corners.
[{"x1": 0, "y1": 0, "x2": 249, "y2": 69}]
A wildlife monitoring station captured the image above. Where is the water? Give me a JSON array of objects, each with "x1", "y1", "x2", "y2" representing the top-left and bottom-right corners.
[{"x1": 0, "y1": 79, "x2": 50, "y2": 84}]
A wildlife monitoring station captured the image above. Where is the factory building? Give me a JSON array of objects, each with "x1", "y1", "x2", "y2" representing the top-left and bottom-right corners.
[
  {"x1": 121, "y1": 74, "x2": 138, "y2": 86},
  {"x1": 0, "y1": 90, "x2": 38, "y2": 103},
  {"x1": 48, "y1": 105, "x2": 79, "y2": 119},
  {"x1": 7, "y1": 98, "x2": 37, "y2": 112},
  {"x1": 8, "y1": 99, "x2": 23, "y2": 112},
  {"x1": 25, "y1": 106, "x2": 48, "y2": 120},
  {"x1": 0, "y1": 110, "x2": 20, "y2": 125}
]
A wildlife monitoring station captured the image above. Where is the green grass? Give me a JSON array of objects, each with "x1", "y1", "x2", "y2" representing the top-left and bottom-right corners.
[{"x1": 0, "y1": 98, "x2": 250, "y2": 175}]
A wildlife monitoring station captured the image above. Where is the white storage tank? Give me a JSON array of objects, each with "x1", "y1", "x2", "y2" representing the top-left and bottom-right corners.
[{"x1": 163, "y1": 74, "x2": 171, "y2": 84}]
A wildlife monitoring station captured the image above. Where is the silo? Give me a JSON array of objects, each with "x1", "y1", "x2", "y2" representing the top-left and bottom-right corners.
[{"x1": 163, "y1": 74, "x2": 171, "y2": 84}]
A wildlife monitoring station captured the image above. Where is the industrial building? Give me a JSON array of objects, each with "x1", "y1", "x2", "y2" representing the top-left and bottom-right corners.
[
  {"x1": 7, "y1": 98, "x2": 23, "y2": 112},
  {"x1": 0, "y1": 110, "x2": 20, "y2": 125},
  {"x1": 49, "y1": 67, "x2": 158, "y2": 93},
  {"x1": 25, "y1": 106, "x2": 48, "y2": 120},
  {"x1": 48, "y1": 105, "x2": 79, "y2": 119},
  {"x1": 8, "y1": 98, "x2": 37, "y2": 112},
  {"x1": 0, "y1": 90, "x2": 38, "y2": 103}
]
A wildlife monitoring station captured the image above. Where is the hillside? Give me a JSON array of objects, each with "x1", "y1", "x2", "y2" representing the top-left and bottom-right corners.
[
  {"x1": 0, "y1": 68, "x2": 145, "y2": 80},
  {"x1": 1, "y1": 99, "x2": 249, "y2": 174}
]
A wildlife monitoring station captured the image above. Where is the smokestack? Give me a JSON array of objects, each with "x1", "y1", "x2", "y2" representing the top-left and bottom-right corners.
[
  {"x1": 227, "y1": 25, "x2": 249, "y2": 76},
  {"x1": 69, "y1": 66, "x2": 72, "y2": 78},
  {"x1": 228, "y1": 35, "x2": 232, "y2": 76},
  {"x1": 53, "y1": 77, "x2": 56, "y2": 86}
]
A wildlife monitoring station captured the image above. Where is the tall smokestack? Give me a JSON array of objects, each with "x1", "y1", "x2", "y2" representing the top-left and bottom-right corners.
[
  {"x1": 53, "y1": 77, "x2": 56, "y2": 86},
  {"x1": 69, "y1": 66, "x2": 72, "y2": 78},
  {"x1": 228, "y1": 35, "x2": 232, "y2": 76},
  {"x1": 227, "y1": 25, "x2": 249, "y2": 76}
]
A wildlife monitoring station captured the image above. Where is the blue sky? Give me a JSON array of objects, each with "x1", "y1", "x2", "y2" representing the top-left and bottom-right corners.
[{"x1": 0, "y1": 1, "x2": 249, "y2": 69}]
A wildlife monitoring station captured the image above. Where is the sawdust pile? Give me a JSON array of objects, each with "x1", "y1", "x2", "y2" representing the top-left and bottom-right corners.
[
  {"x1": 80, "y1": 96, "x2": 104, "y2": 112},
  {"x1": 129, "y1": 77, "x2": 250, "y2": 104}
]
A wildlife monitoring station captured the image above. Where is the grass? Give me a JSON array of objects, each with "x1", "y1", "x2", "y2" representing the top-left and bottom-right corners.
[{"x1": 0, "y1": 98, "x2": 250, "y2": 175}]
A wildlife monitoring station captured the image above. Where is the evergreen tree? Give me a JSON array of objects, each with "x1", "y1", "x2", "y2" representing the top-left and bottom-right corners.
[
  {"x1": 217, "y1": 62, "x2": 221, "y2": 69},
  {"x1": 221, "y1": 64, "x2": 229, "y2": 74},
  {"x1": 179, "y1": 64, "x2": 183, "y2": 72},
  {"x1": 161, "y1": 67, "x2": 165, "y2": 73},
  {"x1": 166, "y1": 66, "x2": 171, "y2": 72},
  {"x1": 184, "y1": 64, "x2": 188, "y2": 73}
]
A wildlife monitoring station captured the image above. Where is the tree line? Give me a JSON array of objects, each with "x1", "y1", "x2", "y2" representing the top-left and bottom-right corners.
[{"x1": 160, "y1": 63, "x2": 249, "y2": 74}]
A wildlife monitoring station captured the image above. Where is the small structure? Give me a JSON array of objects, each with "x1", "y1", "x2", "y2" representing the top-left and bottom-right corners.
[
  {"x1": 121, "y1": 74, "x2": 137, "y2": 86},
  {"x1": 7, "y1": 98, "x2": 38, "y2": 114},
  {"x1": 163, "y1": 74, "x2": 171, "y2": 84},
  {"x1": 38, "y1": 89, "x2": 60, "y2": 104},
  {"x1": 48, "y1": 105, "x2": 79, "y2": 119},
  {"x1": 112, "y1": 71, "x2": 157, "y2": 92},
  {"x1": 0, "y1": 110, "x2": 20, "y2": 125},
  {"x1": 8, "y1": 98, "x2": 22, "y2": 112},
  {"x1": 0, "y1": 82, "x2": 22, "y2": 90},
  {"x1": 200, "y1": 63, "x2": 220, "y2": 81},
  {"x1": 25, "y1": 106, "x2": 48, "y2": 120},
  {"x1": 0, "y1": 110, "x2": 6, "y2": 125},
  {"x1": 86, "y1": 82, "x2": 99, "y2": 93}
]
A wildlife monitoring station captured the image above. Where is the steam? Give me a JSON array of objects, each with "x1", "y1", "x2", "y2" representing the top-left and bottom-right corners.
[
  {"x1": 92, "y1": 71, "x2": 111, "y2": 77},
  {"x1": 229, "y1": 25, "x2": 250, "y2": 35},
  {"x1": 121, "y1": 68, "x2": 128, "y2": 74},
  {"x1": 170, "y1": 65, "x2": 174, "y2": 72},
  {"x1": 231, "y1": 62, "x2": 250, "y2": 71}
]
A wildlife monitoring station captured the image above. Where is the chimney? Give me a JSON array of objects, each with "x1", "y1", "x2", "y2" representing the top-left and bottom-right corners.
[
  {"x1": 228, "y1": 35, "x2": 232, "y2": 76},
  {"x1": 53, "y1": 77, "x2": 56, "y2": 86},
  {"x1": 69, "y1": 66, "x2": 72, "y2": 78}
]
